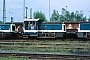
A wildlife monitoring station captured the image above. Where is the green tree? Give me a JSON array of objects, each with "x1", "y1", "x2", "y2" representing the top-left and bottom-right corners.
[
  {"x1": 59, "y1": 8, "x2": 71, "y2": 22},
  {"x1": 60, "y1": 9, "x2": 87, "y2": 22},
  {"x1": 88, "y1": 16, "x2": 90, "y2": 22},
  {"x1": 0, "y1": 21, "x2": 3, "y2": 24},
  {"x1": 60, "y1": 8, "x2": 66, "y2": 21},
  {"x1": 75, "y1": 10, "x2": 79, "y2": 21},
  {"x1": 75, "y1": 10, "x2": 87, "y2": 22},
  {"x1": 83, "y1": 16, "x2": 87, "y2": 21},
  {"x1": 59, "y1": 14, "x2": 66, "y2": 22},
  {"x1": 70, "y1": 12, "x2": 75, "y2": 21},
  {"x1": 65, "y1": 11, "x2": 70, "y2": 21},
  {"x1": 50, "y1": 10, "x2": 60, "y2": 22},
  {"x1": 33, "y1": 11, "x2": 47, "y2": 22}
]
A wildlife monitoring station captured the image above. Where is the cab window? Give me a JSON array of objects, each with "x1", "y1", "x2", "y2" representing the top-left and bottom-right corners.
[
  {"x1": 24, "y1": 21, "x2": 29, "y2": 27},
  {"x1": 30, "y1": 21, "x2": 35, "y2": 27}
]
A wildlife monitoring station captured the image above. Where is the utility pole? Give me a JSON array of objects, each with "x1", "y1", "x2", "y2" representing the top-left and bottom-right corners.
[
  {"x1": 49, "y1": 0, "x2": 51, "y2": 22},
  {"x1": 65, "y1": 6, "x2": 68, "y2": 21},
  {"x1": 23, "y1": 0, "x2": 25, "y2": 20},
  {"x1": 25, "y1": 7, "x2": 28, "y2": 19},
  {"x1": 11, "y1": 17, "x2": 13, "y2": 24},
  {"x1": 3, "y1": 0, "x2": 6, "y2": 24},
  {"x1": 30, "y1": 8, "x2": 32, "y2": 19}
]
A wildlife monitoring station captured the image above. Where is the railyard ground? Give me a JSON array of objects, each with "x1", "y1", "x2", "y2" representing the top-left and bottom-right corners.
[{"x1": 0, "y1": 39, "x2": 90, "y2": 60}]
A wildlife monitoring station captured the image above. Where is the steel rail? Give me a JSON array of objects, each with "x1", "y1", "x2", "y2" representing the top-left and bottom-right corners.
[
  {"x1": 0, "y1": 52, "x2": 90, "y2": 60},
  {"x1": 0, "y1": 45, "x2": 90, "y2": 49}
]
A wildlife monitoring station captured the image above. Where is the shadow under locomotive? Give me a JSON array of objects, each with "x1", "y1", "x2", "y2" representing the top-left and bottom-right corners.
[{"x1": 65, "y1": 29, "x2": 78, "y2": 39}]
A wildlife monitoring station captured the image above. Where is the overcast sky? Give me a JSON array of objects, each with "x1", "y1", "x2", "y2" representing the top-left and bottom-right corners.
[{"x1": 0, "y1": 0, "x2": 90, "y2": 22}]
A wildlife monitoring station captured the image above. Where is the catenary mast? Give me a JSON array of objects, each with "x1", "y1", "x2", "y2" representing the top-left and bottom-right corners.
[
  {"x1": 3, "y1": 0, "x2": 6, "y2": 24},
  {"x1": 23, "y1": 0, "x2": 25, "y2": 20}
]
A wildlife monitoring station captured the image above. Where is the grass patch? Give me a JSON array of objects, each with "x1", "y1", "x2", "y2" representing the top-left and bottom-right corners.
[
  {"x1": 0, "y1": 56, "x2": 29, "y2": 60},
  {"x1": 0, "y1": 40, "x2": 90, "y2": 54},
  {"x1": 0, "y1": 47, "x2": 89, "y2": 53}
]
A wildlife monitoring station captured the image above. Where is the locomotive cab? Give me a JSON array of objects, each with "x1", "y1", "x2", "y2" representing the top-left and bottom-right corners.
[
  {"x1": 23, "y1": 18, "x2": 40, "y2": 38},
  {"x1": 0, "y1": 24, "x2": 16, "y2": 39}
]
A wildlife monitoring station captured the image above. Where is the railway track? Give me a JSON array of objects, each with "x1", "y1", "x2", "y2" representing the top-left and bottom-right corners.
[
  {"x1": 0, "y1": 45, "x2": 90, "y2": 50},
  {"x1": 0, "y1": 39, "x2": 90, "y2": 60},
  {"x1": 0, "y1": 41, "x2": 89, "y2": 49},
  {"x1": 0, "y1": 41, "x2": 90, "y2": 55},
  {"x1": 0, "y1": 39, "x2": 89, "y2": 42},
  {"x1": 0, "y1": 41, "x2": 89, "y2": 44},
  {"x1": 0, "y1": 50, "x2": 90, "y2": 60},
  {"x1": 0, "y1": 38, "x2": 89, "y2": 42}
]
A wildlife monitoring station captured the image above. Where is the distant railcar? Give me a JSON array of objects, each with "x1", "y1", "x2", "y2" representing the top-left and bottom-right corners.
[
  {"x1": 0, "y1": 24, "x2": 16, "y2": 39},
  {"x1": 77, "y1": 22, "x2": 90, "y2": 39}
]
